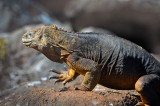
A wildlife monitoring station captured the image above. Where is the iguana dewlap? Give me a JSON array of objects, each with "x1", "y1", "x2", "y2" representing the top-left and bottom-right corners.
[{"x1": 22, "y1": 25, "x2": 160, "y2": 106}]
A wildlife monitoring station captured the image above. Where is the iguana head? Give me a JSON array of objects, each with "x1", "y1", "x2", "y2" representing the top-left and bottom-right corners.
[{"x1": 22, "y1": 25, "x2": 66, "y2": 63}]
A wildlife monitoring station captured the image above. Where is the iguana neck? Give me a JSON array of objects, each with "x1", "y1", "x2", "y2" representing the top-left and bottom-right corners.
[
  {"x1": 39, "y1": 26, "x2": 85, "y2": 63},
  {"x1": 41, "y1": 46, "x2": 64, "y2": 63},
  {"x1": 48, "y1": 29, "x2": 83, "y2": 52}
]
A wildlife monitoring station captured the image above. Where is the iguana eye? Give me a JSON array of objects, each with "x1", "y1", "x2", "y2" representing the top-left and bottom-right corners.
[{"x1": 27, "y1": 32, "x2": 34, "y2": 38}]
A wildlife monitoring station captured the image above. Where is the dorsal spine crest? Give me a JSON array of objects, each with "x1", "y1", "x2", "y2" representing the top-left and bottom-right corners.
[
  {"x1": 64, "y1": 29, "x2": 67, "y2": 32},
  {"x1": 59, "y1": 27, "x2": 64, "y2": 31},
  {"x1": 50, "y1": 24, "x2": 58, "y2": 30},
  {"x1": 49, "y1": 24, "x2": 73, "y2": 33}
]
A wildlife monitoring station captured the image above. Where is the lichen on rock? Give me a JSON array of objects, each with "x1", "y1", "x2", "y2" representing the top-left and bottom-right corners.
[{"x1": 0, "y1": 38, "x2": 7, "y2": 59}]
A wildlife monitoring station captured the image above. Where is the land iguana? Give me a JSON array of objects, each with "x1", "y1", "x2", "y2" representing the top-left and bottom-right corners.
[{"x1": 22, "y1": 25, "x2": 160, "y2": 106}]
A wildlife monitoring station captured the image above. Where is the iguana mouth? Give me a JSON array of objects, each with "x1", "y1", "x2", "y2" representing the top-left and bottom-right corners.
[
  {"x1": 22, "y1": 31, "x2": 36, "y2": 46},
  {"x1": 22, "y1": 38, "x2": 32, "y2": 46}
]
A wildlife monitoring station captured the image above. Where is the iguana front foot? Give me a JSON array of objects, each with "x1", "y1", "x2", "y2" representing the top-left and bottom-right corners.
[{"x1": 49, "y1": 69, "x2": 79, "y2": 86}]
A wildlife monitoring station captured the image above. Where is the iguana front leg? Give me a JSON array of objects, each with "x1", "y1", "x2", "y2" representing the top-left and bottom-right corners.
[
  {"x1": 75, "y1": 69, "x2": 101, "y2": 91},
  {"x1": 49, "y1": 68, "x2": 79, "y2": 86},
  {"x1": 66, "y1": 54, "x2": 101, "y2": 91},
  {"x1": 50, "y1": 55, "x2": 101, "y2": 91}
]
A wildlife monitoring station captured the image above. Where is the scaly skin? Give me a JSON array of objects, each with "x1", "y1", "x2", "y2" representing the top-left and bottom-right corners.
[{"x1": 22, "y1": 25, "x2": 160, "y2": 106}]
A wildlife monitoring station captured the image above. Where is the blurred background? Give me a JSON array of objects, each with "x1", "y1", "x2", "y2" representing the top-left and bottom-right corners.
[{"x1": 0, "y1": 0, "x2": 160, "y2": 94}]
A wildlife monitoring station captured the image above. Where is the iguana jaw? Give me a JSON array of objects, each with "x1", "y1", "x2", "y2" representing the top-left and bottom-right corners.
[
  {"x1": 22, "y1": 38, "x2": 32, "y2": 46},
  {"x1": 22, "y1": 38, "x2": 37, "y2": 48}
]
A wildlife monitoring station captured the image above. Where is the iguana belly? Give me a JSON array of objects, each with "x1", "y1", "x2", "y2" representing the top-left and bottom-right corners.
[
  {"x1": 99, "y1": 72, "x2": 141, "y2": 90},
  {"x1": 99, "y1": 63, "x2": 146, "y2": 90}
]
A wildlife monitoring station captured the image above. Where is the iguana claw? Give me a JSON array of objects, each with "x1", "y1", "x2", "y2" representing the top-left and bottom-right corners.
[
  {"x1": 54, "y1": 79, "x2": 64, "y2": 85},
  {"x1": 49, "y1": 69, "x2": 63, "y2": 74},
  {"x1": 59, "y1": 87, "x2": 69, "y2": 92},
  {"x1": 49, "y1": 75, "x2": 63, "y2": 80}
]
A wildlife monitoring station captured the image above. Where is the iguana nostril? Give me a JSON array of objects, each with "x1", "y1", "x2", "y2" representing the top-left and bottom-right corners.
[{"x1": 24, "y1": 34, "x2": 28, "y2": 38}]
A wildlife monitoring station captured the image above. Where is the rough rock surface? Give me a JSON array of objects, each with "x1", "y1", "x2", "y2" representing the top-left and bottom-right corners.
[{"x1": 0, "y1": 77, "x2": 140, "y2": 106}]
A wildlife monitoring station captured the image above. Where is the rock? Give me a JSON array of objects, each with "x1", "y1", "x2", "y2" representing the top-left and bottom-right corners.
[
  {"x1": 0, "y1": 3, "x2": 12, "y2": 32},
  {"x1": 65, "y1": 0, "x2": 160, "y2": 53},
  {"x1": 0, "y1": 36, "x2": 10, "y2": 90},
  {"x1": 0, "y1": 37, "x2": 7, "y2": 60},
  {"x1": 0, "y1": 0, "x2": 39, "y2": 32},
  {"x1": 33, "y1": 0, "x2": 73, "y2": 22},
  {"x1": 0, "y1": 0, "x2": 72, "y2": 33},
  {"x1": 80, "y1": 27, "x2": 115, "y2": 35},
  {"x1": 0, "y1": 79, "x2": 140, "y2": 106},
  {"x1": 152, "y1": 54, "x2": 160, "y2": 63}
]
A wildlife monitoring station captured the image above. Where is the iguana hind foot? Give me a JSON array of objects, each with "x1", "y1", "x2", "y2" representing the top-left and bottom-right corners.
[{"x1": 135, "y1": 74, "x2": 160, "y2": 106}]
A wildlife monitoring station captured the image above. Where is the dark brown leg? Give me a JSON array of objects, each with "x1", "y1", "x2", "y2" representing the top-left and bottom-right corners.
[{"x1": 135, "y1": 74, "x2": 160, "y2": 106}]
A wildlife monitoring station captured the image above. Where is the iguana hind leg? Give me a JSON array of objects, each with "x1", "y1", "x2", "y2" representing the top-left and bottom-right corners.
[{"x1": 135, "y1": 74, "x2": 160, "y2": 106}]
